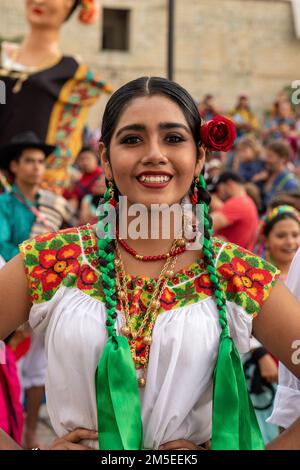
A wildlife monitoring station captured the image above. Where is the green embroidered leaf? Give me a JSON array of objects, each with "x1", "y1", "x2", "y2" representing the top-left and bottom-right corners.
[
  {"x1": 235, "y1": 293, "x2": 245, "y2": 308},
  {"x1": 245, "y1": 257, "x2": 260, "y2": 268},
  {"x1": 226, "y1": 292, "x2": 235, "y2": 303},
  {"x1": 232, "y1": 248, "x2": 241, "y2": 258},
  {"x1": 246, "y1": 295, "x2": 255, "y2": 314},
  {"x1": 91, "y1": 289, "x2": 102, "y2": 301},
  {"x1": 25, "y1": 254, "x2": 39, "y2": 266},
  {"x1": 49, "y1": 239, "x2": 64, "y2": 250},
  {"x1": 42, "y1": 290, "x2": 54, "y2": 301},
  {"x1": 219, "y1": 251, "x2": 231, "y2": 264},
  {"x1": 63, "y1": 234, "x2": 79, "y2": 243},
  {"x1": 64, "y1": 274, "x2": 76, "y2": 287},
  {"x1": 34, "y1": 241, "x2": 48, "y2": 251}
]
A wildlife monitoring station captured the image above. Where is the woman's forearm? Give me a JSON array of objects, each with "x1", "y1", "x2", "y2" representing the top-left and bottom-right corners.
[
  {"x1": 266, "y1": 418, "x2": 300, "y2": 450},
  {"x1": 0, "y1": 429, "x2": 23, "y2": 450}
]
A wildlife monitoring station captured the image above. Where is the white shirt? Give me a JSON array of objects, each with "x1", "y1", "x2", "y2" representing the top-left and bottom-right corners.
[{"x1": 19, "y1": 225, "x2": 279, "y2": 449}]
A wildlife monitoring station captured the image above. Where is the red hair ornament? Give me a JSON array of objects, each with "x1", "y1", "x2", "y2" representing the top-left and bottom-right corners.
[{"x1": 200, "y1": 115, "x2": 236, "y2": 152}]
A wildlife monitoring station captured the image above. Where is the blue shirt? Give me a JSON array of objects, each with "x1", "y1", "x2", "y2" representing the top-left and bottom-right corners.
[
  {"x1": 238, "y1": 160, "x2": 265, "y2": 183},
  {"x1": 263, "y1": 171, "x2": 299, "y2": 207},
  {"x1": 0, "y1": 184, "x2": 39, "y2": 261}
]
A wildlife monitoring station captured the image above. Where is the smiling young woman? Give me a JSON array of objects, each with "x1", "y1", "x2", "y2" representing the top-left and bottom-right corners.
[
  {"x1": 261, "y1": 205, "x2": 300, "y2": 279},
  {"x1": 1, "y1": 77, "x2": 300, "y2": 451}
]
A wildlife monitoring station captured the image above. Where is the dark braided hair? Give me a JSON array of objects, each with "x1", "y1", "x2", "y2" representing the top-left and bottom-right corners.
[
  {"x1": 97, "y1": 76, "x2": 227, "y2": 338},
  {"x1": 197, "y1": 174, "x2": 228, "y2": 332},
  {"x1": 97, "y1": 184, "x2": 118, "y2": 337}
]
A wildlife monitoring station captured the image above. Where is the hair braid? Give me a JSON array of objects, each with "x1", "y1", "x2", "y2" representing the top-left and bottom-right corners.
[
  {"x1": 197, "y1": 175, "x2": 228, "y2": 332},
  {"x1": 97, "y1": 184, "x2": 118, "y2": 337}
]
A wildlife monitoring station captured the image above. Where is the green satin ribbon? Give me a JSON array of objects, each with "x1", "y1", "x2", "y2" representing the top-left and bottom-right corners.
[
  {"x1": 95, "y1": 335, "x2": 143, "y2": 450},
  {"x1": 211, "y1": 329, "x2": 265, "y2": 450}
]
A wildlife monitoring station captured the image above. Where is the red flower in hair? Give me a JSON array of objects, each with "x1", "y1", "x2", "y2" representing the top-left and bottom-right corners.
[{"x1": 200, "y1": 115, "x2": 236, "y2": 152}]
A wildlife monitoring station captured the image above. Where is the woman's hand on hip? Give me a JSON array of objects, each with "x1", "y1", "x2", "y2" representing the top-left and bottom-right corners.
[{"x1": 43, "y1": 428, "x2": 98, "y2": 450}]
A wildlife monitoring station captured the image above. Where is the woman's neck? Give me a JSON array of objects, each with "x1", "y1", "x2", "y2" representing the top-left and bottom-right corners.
[
  {"x1": 17, "y1": 27, "x2": 61, "y2": 66},
  {"x1": 272, "y1": 260, "x2": 291, "y2": 277},
  {"x1": 118, "y1": 207, "x2": 185, "y2": 256}
]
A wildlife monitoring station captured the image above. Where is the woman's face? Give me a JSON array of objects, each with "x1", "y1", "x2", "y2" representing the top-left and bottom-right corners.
[
  {"x1": 25, "y1": 0, "x2": 74, "y2": 29},
  {"x1": 100, "y1": 95, "x2": 204, "y2": 208},
  {"x1": 266, "y1": 218, "x2": 300, "y2": 266}
]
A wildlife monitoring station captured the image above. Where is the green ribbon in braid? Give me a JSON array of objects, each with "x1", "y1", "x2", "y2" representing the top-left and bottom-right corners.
[
  {"x1": 197, "y1": 174, "x2": 264, "y2": 450},
  {"x1": 95, "y1": 184, "x2": 143, "y2": 450}
]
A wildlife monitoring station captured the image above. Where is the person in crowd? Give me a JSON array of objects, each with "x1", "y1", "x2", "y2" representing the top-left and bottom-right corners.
[
  {"x1": 63, "y1": 146, "x2": 103, "y2": 210},
  {"x1": 210, "y1": 171, "x2": 259, "y2": 250},
  {"x1": 244, "y1": 182, "x2": 262, "y2": 214},
  {"x1": 198, "y1": 94, "x2": 221, "y2": 121},
  {"x1": 233, "y1": 136, "x2": 265, "y2": 184},
  {"x1": 257, "y1": 205, "x2": 300, "y2": 280},
  {"x1": 0, "y1": 131, "x2": 76, "y2": 260},
  {"x1": 228, "y1": 93, "x2": 259, "y2": 139},
  {"x1": 0, "y1": 131, "x2": 75, "y2": 449},
  {"x1": 262, "y1": 141, "x2": 299, "y2": 209},
  {"x1": 79, "y1": 173, "x2": 106, "y2": 225},
  {"x1": 269, "y1": 191, "x2": 300, "y2": 213},
  {"x1": 0, "y1": 77, "x2": 300, "y2": 452},
  {"x1": 205, "y1": 158, "x2": 222, "y2": 193},
  {"x1": 263, "y1": 101, "x2": 295, "y2": 142},
  {"x1": 0, "y1": 0, "x2": 111, "y2": 193}
]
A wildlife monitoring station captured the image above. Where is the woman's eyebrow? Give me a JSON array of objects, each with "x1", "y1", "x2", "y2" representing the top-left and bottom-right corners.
[
  {"x1": 115, "y1": 122, "x2": 190, "y2": 138},
  {"x1": 159, "y1": 122, "x2": 190, "y2": 132},
  {"x1": 115, "y1": 124, "x2": 146, "y2": 137}
]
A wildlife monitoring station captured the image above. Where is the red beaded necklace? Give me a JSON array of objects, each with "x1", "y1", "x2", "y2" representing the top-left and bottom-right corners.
[
  {"x1": 116, "y1": 226, "x2": 197, "y2": 262},
  {"x1": 117, "y1": 236, "x2": 186, "y2": 261}
]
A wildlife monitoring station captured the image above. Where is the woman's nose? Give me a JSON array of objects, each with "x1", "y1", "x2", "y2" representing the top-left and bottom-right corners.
[{"x1": 141, "y1": 140, "x2": 168, "y2": 165}]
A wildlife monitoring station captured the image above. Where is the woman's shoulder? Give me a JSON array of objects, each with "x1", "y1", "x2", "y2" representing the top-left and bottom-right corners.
[
  {"x1": 213, "y1": 238, "x2": 280, "y2": 317},
  {"x1": 19, "y1": 225, "x2": 101, "y2": 304}
]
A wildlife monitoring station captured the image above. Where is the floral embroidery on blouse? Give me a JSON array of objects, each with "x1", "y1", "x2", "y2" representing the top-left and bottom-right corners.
[
  {"x1": 217, "y1": 244, "x2": 279, "y2": 317},
  {"x1": 19, "y1": 225, "x2": 280, "y2": 321},
  {"x1": 19, "y1": 226, "x2": 103, "y2": 303}
]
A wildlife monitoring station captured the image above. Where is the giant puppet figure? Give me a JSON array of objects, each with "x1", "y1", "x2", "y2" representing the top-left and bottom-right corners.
[{"x1": 0, "y1": 0, "x2": 111, "y2": 193}]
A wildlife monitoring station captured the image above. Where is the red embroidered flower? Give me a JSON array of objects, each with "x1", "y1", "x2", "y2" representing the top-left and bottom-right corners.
[
  {"x1": 32, "y1": 243, "x2": 81, "y2": 291},
  {"x1": 135, "y1": 278, "x2": 144, "y2": 287},
  {"x1": 186, "y1": 270, "x2": 196, "y2": 278},
  {"x1": 218, "y1": 257, "x2": 272, "y2": 305},
  {"x1": 78, "y1": 265, "x2": 98, "y2": 290},
  {"x1": 195, "y1": 273, "x2": 213, "y2": 296},
  {"x1": 160, "y1": 288, "x2": 177, "y2": 310},
  {"x1": 146, "y1": 282, "x2": 154, "y2": 293},
  {"x1": 82, "y1": 235, "x2": 91, "y2": 242},
  {"x1": 200, "y1": 115, "x2": 236, "y2": 152}
]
